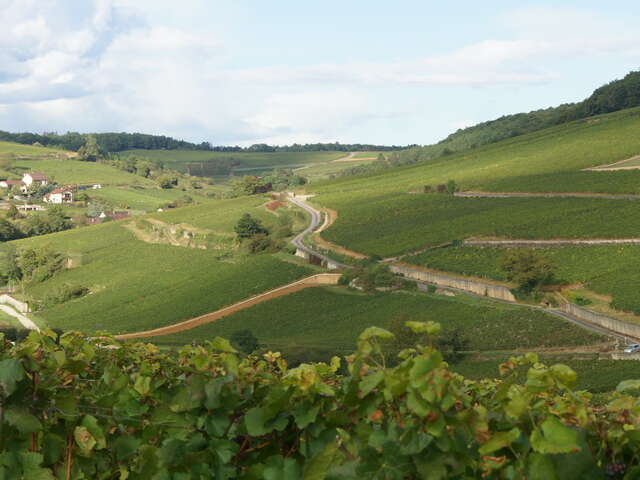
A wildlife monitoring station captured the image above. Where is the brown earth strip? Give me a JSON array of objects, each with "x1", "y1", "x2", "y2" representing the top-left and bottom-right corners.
[{"x1": 116, "y1": 274, "x2": 341, "y2": 339}]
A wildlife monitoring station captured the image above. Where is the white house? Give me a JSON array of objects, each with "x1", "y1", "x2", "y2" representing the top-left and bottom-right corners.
[
  {"x1": 43, "y1": 187, "x2": 74, "y2": 204},
  {"x1": 22, "y1": 172, "x2": 48, "y2": 188}
]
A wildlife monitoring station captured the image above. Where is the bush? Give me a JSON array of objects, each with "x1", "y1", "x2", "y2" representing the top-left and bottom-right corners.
[
  {"x1": 499, "y1": 249, "x2": 556, "y2": 292},
  {"x1": 40, "y1": 283, "x2": 89, "y2": 309}
]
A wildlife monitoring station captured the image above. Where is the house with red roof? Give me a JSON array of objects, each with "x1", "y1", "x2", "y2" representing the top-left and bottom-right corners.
[
  {"x1": 22, "y1": 172, "x2": 48, "y2": 188},
  {"x1": 44, "y1": 187, "x2": 74, "y2": 204}
]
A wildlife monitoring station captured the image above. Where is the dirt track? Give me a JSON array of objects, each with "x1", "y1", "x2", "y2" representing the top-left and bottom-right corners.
[{"x1": 116, "y1": 274, "x2": 341, "y2": 339}]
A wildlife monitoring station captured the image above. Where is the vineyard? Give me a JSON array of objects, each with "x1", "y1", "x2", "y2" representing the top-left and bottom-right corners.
[
  {"x1": 407, "y1": 245, "x2": 640, "y2": 314},
  {"x1": 151, "y1": 287, "x2": 603, "y2": 355},
  {"x1": 317, "y1": 194, "x2": 640, "y2": 258},
  {"x1": 1, "y1": 324, "x2": 639, "y2": 478}
]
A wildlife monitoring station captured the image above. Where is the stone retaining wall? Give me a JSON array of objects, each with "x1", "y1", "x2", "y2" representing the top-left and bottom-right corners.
[
  {"x1": 0, "y1": 294, "x2": 30, "y2": 313},
  {"x1": 560, "y1": 303, "x2": 640, "y2": 340},
  {"x1": 464, "y1": 238, "x2": 640, "y2": 248},
  {"x1": 390, "y1": 264, "x2": 516, "y2": 302}
]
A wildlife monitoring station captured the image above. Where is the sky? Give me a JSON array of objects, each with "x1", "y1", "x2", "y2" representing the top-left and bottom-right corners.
[{"x1": 1, "y1": 1, "x2": 639, "y2": 147}]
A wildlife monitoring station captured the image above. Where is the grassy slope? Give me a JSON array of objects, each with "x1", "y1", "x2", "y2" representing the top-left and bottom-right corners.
[
  {"x1": 152, "y1": 286, "x2": 602, "y2": 351},
  {"x1": 10, "y1": 195, "x2": 311, "y2": 333},
  {"x1": 121, "y1": 150, "x2": 345, "y2": 171},
  {"x1": 0, "y1": 140, "x2": 65, "y2": 156},
  {"x1": 10, "y1": 157, "x2": 154, "y2": 186}
]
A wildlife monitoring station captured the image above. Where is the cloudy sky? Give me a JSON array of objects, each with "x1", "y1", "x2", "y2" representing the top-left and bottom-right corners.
[{"x1": 1, "y1": 0, "x2": 639, "y2": 146}]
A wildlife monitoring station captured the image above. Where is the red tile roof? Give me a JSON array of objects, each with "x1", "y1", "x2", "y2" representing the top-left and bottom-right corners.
[{"x1": 27, "y1": 172, "x2": 48, "y2": 181}]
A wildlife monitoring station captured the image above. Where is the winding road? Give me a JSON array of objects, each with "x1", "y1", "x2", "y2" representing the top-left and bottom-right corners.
[
  {"x1": 285, "y1": 195, "x2": 637, "y2": 343},
  {"x1": 287, "y1": 194, "x2": 350, "y2": 269}
]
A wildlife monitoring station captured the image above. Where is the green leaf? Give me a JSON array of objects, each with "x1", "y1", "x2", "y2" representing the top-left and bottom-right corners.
[
  {"x1": 114, "y1": 437, "x2": 141, "y2": 461},
  {"x1": 5, "y1": 406, "x2": 42, "y2": 433},
  {"x1": 263, "y1": 455, "x2": 301, "y2": 480},
  {"x1": 81, "y1": 415, "x2": 106, "y2": 450},
  {"x1": 208, "y1": 337, "x2": 237, "y2": 353},
  {"x1": 133, "y1": 375, "x2": 152, "y2": 396},
  {"x1": 530, "y1": 417, "x2": 580, "y2": 454},
  {"x1": 303, "y1": 440, "x2": 338, "y2": 480},
  {"x1": 245, "y1": 407, "x2": 268, "y2": 436},
  {"x1": 478, "y1": 427, "x2": 521, "y2": 455},
  {"x1": 405, "y1": 321, "x2": 441, "y2": 335},
  {"x1": 293, "y1": 405, "x2": 320, "y2": 429},
  {"x1": 550, "y1": 364, "x2": 577, "y2": 388},
  {"x1": 616, "y1": 379, "x2": 640, "y2": 392},
  {"x1": 527, "y1": 453, "x2": 558, "y2": 480},
  {"x1": 358, "y1": 371, "x2": 384, "y2": 397},
  {"x1": 0, "y1": 358, "x2": 24, "y2": 396},
  {"x1": 358, "y1": 327, "x2": 394, "y2": 341},
  {"x1": 74, "y1": 426, "x2": 97, "y2": 455},
  {"x1": 409, "y1": 354, "x2": 441, "y2": 387}
]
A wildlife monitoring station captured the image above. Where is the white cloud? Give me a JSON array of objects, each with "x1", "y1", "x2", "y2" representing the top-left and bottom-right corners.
[{"x1": 0, "y1": 2, "x2": 639, "y2": 145}]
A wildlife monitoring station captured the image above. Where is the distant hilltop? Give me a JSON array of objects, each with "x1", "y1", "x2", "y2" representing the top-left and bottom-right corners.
[{"x1": 0, "y1": 128, "x2": 412, "y2": 155}]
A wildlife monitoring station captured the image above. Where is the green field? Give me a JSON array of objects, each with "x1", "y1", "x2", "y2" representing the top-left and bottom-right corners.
[
  {"x1": 10, "y1": 157, "x2": 154, "y2": 186},
  {"x1": 152, "y1": 286, "x2": 603, "y2": 355},
  {"x1": 316, "y1": 195, "x2": 640, "y2": 257},
  {"x1": 7, "y1": 194, "x2": 311, "y2": 333},
  {"x1": 122, "y1": 149, "x2": 345, "y2": 173},
  {"x1": 351, "y1": 151, "x2": 383, "y2": 159},
  {"x1": 89, "y1": 185, "x2": 217, "y2": 211},
  {"x1": 407, "y1": 245, "x2": 640, "y2": 314},
  {"x1": 0, "y1": 140, "x2": 65, "y2": 157}
]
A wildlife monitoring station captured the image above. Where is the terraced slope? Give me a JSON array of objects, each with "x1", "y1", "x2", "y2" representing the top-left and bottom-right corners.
[{"x1": 306, "y1": 107, "x2": 640, "y2": 317}]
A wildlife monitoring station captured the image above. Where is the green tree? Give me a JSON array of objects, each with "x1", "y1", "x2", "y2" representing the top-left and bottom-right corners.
[
  {"x1": 6, "y1": 203, "x2": 20, "y2": 220},
  {"x1": 77, "y1": 135, "x2": 102, "y2": 162},
  {"x1": 157, "y1": 175, "x2": 178, "y2": 189},
  {"x1": 446, "y1": 179, "x2": 459, "y2": 194},
  {"x1": 499, "y1": 249, "x2": 556, "y2": 292},
  {"x1": 0, "y1": 218, "x2": 21, "y2": 241},
  {"x1": 234, "y1": 213, "x2": 269, "y2": 240},
  {"x1": 230, "y1": 329, "x2": 260, "y2": 354}
]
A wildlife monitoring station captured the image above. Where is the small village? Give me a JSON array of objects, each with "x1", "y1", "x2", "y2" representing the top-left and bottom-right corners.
[{"x1": 0, "y1": 171, "x2": 127, "y2": 224}]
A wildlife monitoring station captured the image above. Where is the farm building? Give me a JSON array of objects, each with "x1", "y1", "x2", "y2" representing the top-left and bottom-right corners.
[
  {"x1": 0, "y1": 179, "x2": 27, "y2": 192},
  {"x1": 22, "y1": 172, "x2": 48, "y2": 188},
  {"x1": 44, "y1": 187, "x2": 74, "y2": 204}
]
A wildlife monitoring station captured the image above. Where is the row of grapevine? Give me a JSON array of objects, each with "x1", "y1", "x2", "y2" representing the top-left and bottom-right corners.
[{"x1": 0, "y1": 324, "x2": 639, "y2": 479}]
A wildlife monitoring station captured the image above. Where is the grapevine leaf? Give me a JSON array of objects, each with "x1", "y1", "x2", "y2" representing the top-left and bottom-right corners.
[
  {"x1": 74, "y1": 426, "x2": 97, "y2": 455},
  {"x1": 5, "y1": 406, "x2": 42, "y2": 434},
  {"x1": 478, "y1": 427, "x2": 521, "y2": 455},
  {"x1": 616, "y1": 379, "x2": 640, "y2": 392},
  {"x1": 245, "y1": 407, "x2": 268, "y2": 436},
  {"x1": 358, "y1": 327, "x2": 394, "y2": 341},
  {"x1": 208, "y1": 337, "x2": 237, "y2": 353},
  {"x1": 527, "y1": 453, "x2": 558, "y2": 480},
  {"x1": 293, "y1": 405, "x2": 320, "y2": 429},
  {"x1": 263, "y1": 455, "x2": 302, "y2": 480},
  {"x1": 302, "y1": 440, "x2": 338, "y2": 480},
  {"x1": 550, "y1": 364, "x2": 577, "y2": 388},
  {"x1": 114, "y1": 437, "x2": 141, "y2": 461},
  {"x1": 0, "y1": 358, "x2": 24, "y2": 396},
  {"x1": 81, "y1": 415, "x2": 106, "y2": 450},
  {"x1": 358, "y1": 371, "x2": 384, "y2": 397},
  {"x1": 530, "y1": 417, "x2": 580, "y2": 454},
  {"x1": 405, "y1": 321, "x2": 441, "y2": 335}
]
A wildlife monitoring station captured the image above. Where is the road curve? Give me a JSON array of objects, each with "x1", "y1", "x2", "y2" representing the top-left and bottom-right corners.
[{"x1": 287, "y1": 195, "x2": 350, "y2": 269}]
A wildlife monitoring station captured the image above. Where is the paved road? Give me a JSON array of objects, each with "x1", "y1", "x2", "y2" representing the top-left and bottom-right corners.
[
  {"x1": 287, "y1": 195, "x2": 350, "y2": 269},
  {"x1": 287, "y1": 195, "x2": 636, "y2": 344},
  {"x1": 0, "y1": 304, "x2": 39, "y2": 331}
]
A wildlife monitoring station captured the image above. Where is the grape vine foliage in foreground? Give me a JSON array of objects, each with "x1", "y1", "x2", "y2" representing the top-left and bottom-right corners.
[{"x1": 0, "y1": 323, "x2": 639, "y2": 479}]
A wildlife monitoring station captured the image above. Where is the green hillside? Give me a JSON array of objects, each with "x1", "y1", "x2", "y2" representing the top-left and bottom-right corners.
[
  {"x1": 6, "y1": 195, "x2": 312, "y2": 333},
  {"x1": 409, "y1": 69, "x2": 640, "y2": 159},
  {"x1": 121, "y1": 149, "x2": 345, "y2": 176},
  {"x1": 311, "y1": 108, "x2": 640, "y2": 256}
]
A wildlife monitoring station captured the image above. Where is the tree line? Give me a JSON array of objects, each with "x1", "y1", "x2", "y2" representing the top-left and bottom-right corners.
[
  {"x1": 401, "y1": 69, "x2": 640, "y2": 162},
  {"x1": 0, "y1": 129, "x2": 410, "y2": 154}
]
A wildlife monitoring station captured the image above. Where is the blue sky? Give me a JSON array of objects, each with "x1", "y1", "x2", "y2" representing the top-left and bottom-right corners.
[{"x1": 1, "y1": 1, "x2": 639, "y2": 146}]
